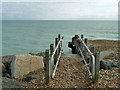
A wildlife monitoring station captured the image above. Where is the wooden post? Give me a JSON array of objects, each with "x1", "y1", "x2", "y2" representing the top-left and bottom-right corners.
[
  {"x1": 54, "y1": 38, "x2": 58, "y2": 65},
  {"x1": 81, "y1": 34, "x2": 83, "y2": 39},
  {"x1": 50, "y1": 44, "x2": 54, "y2": 56},
  {"x1": 90, "y1": 45, "x2": 94, "y2": 73},
  {"x1": 45, "y1": 49, "x2": 50, "y2": 84},
  {"x1": 58, "y1": 34, "x2": 61, "y2": 55},
  {"x1": 81, "y1": 34, "x2": 84, "y2": 52},
  {"x1": 76, "y1": 39, "x2": 80, "y2": 54},
  {"x1": 72, "y1": 37, "x2": 75, "y2": 45},
  {"x1": 74, "y1": 35, "x2": 79, "y2": 54},
  {"x1": 84, "y1": 38, "x2": 88, "y2": 62},
  {"x1": 94, "y1": 51, "x2": 100, "y2": 83},
  {"x1": 50, "y1": 44, "x2": 54, "y2": 75}
]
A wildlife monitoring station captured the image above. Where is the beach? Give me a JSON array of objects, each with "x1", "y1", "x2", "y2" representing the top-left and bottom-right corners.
[{"x1": 2, "y1": 39, "x2": 119, "y2": 88}]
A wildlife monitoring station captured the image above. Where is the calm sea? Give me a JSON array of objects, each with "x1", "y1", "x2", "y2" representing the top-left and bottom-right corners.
[{"x1": 2, "y1": 20, "x2": 118, "y2": 56}]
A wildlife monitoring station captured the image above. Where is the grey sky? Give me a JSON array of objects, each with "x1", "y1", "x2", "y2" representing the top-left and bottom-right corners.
[{"x1": 2, "y1": 0, "x2": 119, "y2": 20}]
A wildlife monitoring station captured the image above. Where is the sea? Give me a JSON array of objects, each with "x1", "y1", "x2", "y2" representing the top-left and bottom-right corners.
[{"x1": 2, "y1": 20, "x2": 118, "y2": 56}]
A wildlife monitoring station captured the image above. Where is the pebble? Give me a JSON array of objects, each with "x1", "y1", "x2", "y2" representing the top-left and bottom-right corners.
[
  {"x1": 105, "y1": 78, "x2": 110, "y2": 82},
  {"x1": 101, "y1": 72, "x2": 104, "y2": 75},
  {"x1": 105, "y1": 72, "x2": 108, "y2": 75},
  {"x1": 113, "y1": 73, "x2": 117, "y2": 76}
]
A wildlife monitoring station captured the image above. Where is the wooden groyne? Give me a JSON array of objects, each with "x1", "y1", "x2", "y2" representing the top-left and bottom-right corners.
[
  {"x1": 2, "y1": 34, "x2": 120, "y2": 88},
  {"x1": 44, "y1": 34, "x2": 100, "y2": 84},
  {"x1": 44, "y1": 34, "x2": 63, "y2": 84},
  {"x1": 68, "y1": 34, "x2": 100, "y2": 83}
]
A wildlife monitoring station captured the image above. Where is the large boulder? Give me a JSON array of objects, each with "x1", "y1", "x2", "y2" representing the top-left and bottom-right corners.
[
  {"x1": 11, "y1": 54, "x2": 44, "y2": 78},
  {"x1": 1, "y1": 55, "x2": 15, "y2": 75},
  {"x1": 100, "y1": 59, "x2": 119, "y2": 70},
  {"x1": 2, "y1": 77, "x2": 25, "y2": 88},
  {"x1": 2, "y1": 63, "x2": 7, "y2": 76}
]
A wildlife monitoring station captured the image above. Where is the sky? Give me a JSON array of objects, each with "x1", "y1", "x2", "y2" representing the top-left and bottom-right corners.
[{"x1": 2, "y1": 0, "x2": 120, "y2": 20}]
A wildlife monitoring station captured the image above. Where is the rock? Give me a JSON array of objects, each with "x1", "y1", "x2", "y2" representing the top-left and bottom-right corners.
[
  {"x1": 29, "y1": 52, "x2": 45, "y2": 57},
  {"x1": 2, "y1": 63, "x2": 11, "y2": 78},
  {"x1": 11, "y1": 54, "x2": 44, "y2": 78},
  {"x1": 3, "y1": 73, "x2": 11, "y2": 78},
  {"x1": 113, "y1": 73, "x2": 117, "y2": 76},
  {"x1": 1, "y1": 55, "x2": 15, "y2": 75},
  {"x1": 2, "y1": 63, "x2": 7, "y2": 74},
  {"x1": 23, "y1": 74, "x2": 40, "y2": 82},
  {"x1": 1, "y1": 55, "x2": 15, "y2": 64},
  {"x1": 118, "y1": 67, "x2": 120, "y2": 73},
  {"x1": 111, "y1": 62, "x2": 118, "y2": 68},
  {"x1": 107, "y1": 64, "x2": 112, "y2": 70},
  {"x1": 100, "y1": 60, "x2": 107, "y2": 70},
  {"x1": 100, "y1": 59, "x2": 118, "y2": 70},
  {"x1": 2, "y1": 77, "x2": 25, "y2": 88},
  {"x1": 105, "y1": 72, "x2": 108, "y2": 75},
  {"x1": 105, "y1": 78, "x2": 109, "y2": 82},
  {"x1": 68, "y1": 42, "x2": 73, "y2": 48}
]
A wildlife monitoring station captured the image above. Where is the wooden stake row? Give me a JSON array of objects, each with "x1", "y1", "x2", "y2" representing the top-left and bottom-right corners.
[
  {"x1": 70, "y1": 34, "x2": 100, "y2": 83},
  {"x1": 45, "y1": 34, "x2": 62, "y2": 84}
]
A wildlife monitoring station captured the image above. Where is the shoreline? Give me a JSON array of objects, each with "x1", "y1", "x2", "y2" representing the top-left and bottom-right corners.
[
  {"x1": 1, "y1": 39, "x2": 120, "y2": 88},
  {"x1": 1, "y1": 39, "x2": 119, "y2": 56}
]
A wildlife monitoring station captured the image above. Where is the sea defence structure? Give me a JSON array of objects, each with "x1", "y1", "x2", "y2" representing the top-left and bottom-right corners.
[
  {"x1": 68, "y1": 34, "x2": 100, "y2": 83},
  {"x1": 2, "y1": 34, "x2": 101, "y2": 84},
  {"x1": 2, "y1": 34, "x2": 119, "y2": 88},
  {"x1": 43, "y1": 34, "x2": 100, "y2": 84}
]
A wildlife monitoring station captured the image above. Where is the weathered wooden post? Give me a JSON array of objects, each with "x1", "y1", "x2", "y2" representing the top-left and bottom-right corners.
[
  {"x1": 58, "y1": 34, "x2": 61, "y2": 55},
  {"x1": 118, "y1": 59, "x2": 120, "y2": 73},
  {"x1": 84, "y1": 38, "x2": 88, "y2": 62},
  {"x1": 81, "y1": 34, "x2": 84, "y2": 52},
  {"x1": 90, "y1": 45, "x2": 94, "y2": 73},
  {"x1": 78, "y1": 40, "x2": 81, "y2": 55},
  {"x1": 72, "y1": 37, "x2": 76, "y2": 54},
  {"x1": 60, "y1": 36, "x2": 63, "y2": 51},
  {"x1": 50, "y1": 44, "x2": 54, "y2": 57},
  {"x1": 74, "y1": 35, "x2": 79, "y2": 54},
  {"x1": 76, "y1": 39, "x2": 80, "y2": 53},
  {"x1": 50, "y1": 44, "x2": 54, "y2": 75},
  {"x1": 93, "y1": 51, "x2": 100, "y2": 83},
  {"x1": 72, "y1": 37, "x2": 75, "y2": 45},
  {"x1": 45, "y1": 49, "x2": 50, "y2": 84},
  {"x1": 54, "y1": 38, "x2": 58, "y2": 65},
  {"x1": 81, "y1": 34, "x2": 83, "y2": 39}
]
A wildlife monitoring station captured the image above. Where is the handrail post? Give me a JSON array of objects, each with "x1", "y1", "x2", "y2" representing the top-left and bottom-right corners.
[
  {"x1": 76, "y1": 39, "x2": 79, "y2": 53},
  {"x1": 90, "y1": 45, "x2": 94, "y2": 73},
  {"x1": 94, "y1": 51, "x2": 100, "y2": 83},
  {"x1": 45, "y1": 49, "x2": 50, "y2": 84},
  {"x1": 50, "y1": 44, "x2": 54, "y2": 76},
  {"x1": 58, "y1": 34, "x2": 61, "y2": 55},
  {"x1": 54, "y1": 38, "x2": 58, "y2": 65},
  {"x1": 81, "y1": 34, "x2": 84, "y2": 52},
  {"x1": 84, "y1": 38, "x2": 88, "y2": 62}
]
